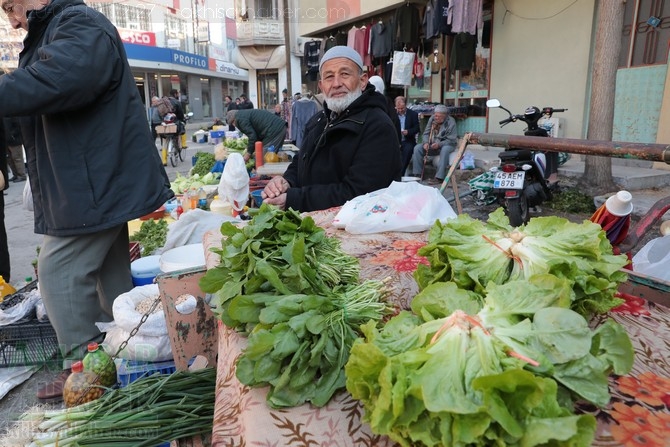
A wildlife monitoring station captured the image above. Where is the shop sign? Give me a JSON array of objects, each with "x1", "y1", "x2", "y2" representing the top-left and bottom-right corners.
[
  {"x1": 214, "y1": 60, "x2": 244, "y2": 76},
  {"x1": 117, "y1": 29, "x2": 156, "y2": 47},
  {"x1": 209, "y1": 44, "x2": 229, "y2": 62},
  {"x1": 171, "y1": 50, "x2": 208, "y2": 69}
]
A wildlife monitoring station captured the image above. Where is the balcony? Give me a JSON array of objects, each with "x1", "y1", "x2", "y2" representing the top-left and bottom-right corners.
[{"x1": 236, "y1": 19, "x2": 285, "y2": 46}]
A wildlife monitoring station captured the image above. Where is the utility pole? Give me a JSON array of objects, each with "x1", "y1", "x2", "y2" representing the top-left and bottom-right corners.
[{"x1": 283, "y1": 0, "x2": 293, "y2": 95}]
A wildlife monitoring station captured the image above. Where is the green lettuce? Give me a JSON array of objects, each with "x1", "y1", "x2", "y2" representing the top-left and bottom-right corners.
[{"x1": 415, "y1": 208, "x2": 629, "y2": 316}]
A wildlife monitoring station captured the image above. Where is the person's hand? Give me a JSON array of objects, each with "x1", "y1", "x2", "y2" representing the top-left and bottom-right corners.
[
  {"x1": 262, "y1": 176, "x2": 290, "y2": 200},
  {"x1": 243, "y1": 152, "x2": 251, "y2": 162},
  {"x1": 423, "y1": 143, "x2": 429, "y2": 151},
  {"x1": 430, "y1": 142, "x2": 440, "y2": 150},
  {"x1": 263, "y1": 193, "x2": 287, "y2": 210},
  {"x1": 402, "y1": 129, "x2": 408, "y2": 136}
]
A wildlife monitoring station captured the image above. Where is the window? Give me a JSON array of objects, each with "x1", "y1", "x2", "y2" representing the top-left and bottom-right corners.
[
  {"x1": 165, "y1": 15, "x2": 188, "y2": 51},
  {"x1": 620, "y1": 0, "x2": 670, "y2": 67},
  {"x1": 88, "y1": 2, "x2": 150, "y2": 30}
]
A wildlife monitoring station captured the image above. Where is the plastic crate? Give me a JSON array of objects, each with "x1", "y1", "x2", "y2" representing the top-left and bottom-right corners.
[
  {"x1": 0, "y1": 280, "x2": 60, "y2": 367},
  {"x1": 115, "y1": 358, "x2": 177, "y2": 388},
  {"x1": 0, "y1": 320, "x2": 60, "y2": 367}
]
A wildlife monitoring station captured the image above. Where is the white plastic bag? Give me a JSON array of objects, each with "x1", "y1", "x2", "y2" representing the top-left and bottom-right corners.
[
  {"x1": 390, "y1": 51, "x2": 415, "y2": 86},
  {"x1": 632, "y1": 234, "x2": 670, "y2": 282},
  {"x1": 219, "y1": 152, "x2": 249, "y2": 212},
  {"x1": 160, "y1": 208, "x2": 237, "y2": 253},
  {"x1": 96, "y1": 321, "x2": 174, "y2": 362},
  {"x1": 110, "y1": 284, "x2": 196, "y2": 337},
  {"x1": 0, "y1": 288, "x2": 40, "y2": 326},
  {"x1": 459, "y1": 151, "x2": 476, "y2": 170},
  {"x1": 333, "y1": 181, "x2": 457, "y2": 234},
  {"x1": 23, "y1": 180, "x2": 33, "y2": 212},
  {"x1": 95, "y1": 284, "x2": 196, "y2": 362}
]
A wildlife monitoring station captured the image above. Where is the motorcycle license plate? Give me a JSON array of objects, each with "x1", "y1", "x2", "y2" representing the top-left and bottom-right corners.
[{"x1": 493, "y1": 171, "x2": 525, "y2": 189}]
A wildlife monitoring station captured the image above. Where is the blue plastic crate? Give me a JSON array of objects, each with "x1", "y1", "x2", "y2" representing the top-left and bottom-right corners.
[{"x1": 115, "y1": 359, "x2": 177, "y2": 388}]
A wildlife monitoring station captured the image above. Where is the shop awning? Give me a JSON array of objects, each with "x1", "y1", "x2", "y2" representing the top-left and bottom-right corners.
[{"x1": 232, "y1": 46, "x2": 286, "y2": 70}]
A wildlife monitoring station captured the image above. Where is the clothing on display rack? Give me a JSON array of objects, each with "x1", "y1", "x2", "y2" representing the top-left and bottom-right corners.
[
  {"x1": 450, "y1": 32, "x2": 477, "y2": 73},
  {"x1": 423, "y1": 0, "x2": 441, "y2": 39},
  {"x1": 394, "y1": 3, "x2": 420, "y2": 50},
  {"x1": 304, "y1": 40, "x2": 321, "y2": 81},
  {"x1": 447, "y1": 0, "x2": 483, "y2": 35},
  {"x1": 290, "y1": 97, "x2": 319, "y2": 149},
  {"x1": 370, "y1": 19, "x2": 394, "y2": 58}
]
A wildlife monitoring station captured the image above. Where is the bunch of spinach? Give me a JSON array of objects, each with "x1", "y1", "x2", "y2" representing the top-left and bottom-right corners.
[
  {"x1": 346, "y1": 275, "x2": 634, "y2": 447},
  {"x1": 230, "y1": 281, "x2": 390, "y2": 408},
  {"x1": 200, "y1": 204, "x2": 389, "y2": 407}
]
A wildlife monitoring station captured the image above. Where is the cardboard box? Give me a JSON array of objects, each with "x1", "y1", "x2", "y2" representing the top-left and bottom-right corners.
[{"x1": 156, "y1": 124, "x2": 178, "y2": 134}]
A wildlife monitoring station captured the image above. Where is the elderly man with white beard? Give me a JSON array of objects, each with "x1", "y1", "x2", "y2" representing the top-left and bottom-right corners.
[{"x1": 262, "y1": 46, "x2": 400, "y2": 212}]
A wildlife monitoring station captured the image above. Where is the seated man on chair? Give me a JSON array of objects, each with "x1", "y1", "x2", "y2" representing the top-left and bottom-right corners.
[{"x1": 410, "y1": 104, "x2": 457, "y2": 185}]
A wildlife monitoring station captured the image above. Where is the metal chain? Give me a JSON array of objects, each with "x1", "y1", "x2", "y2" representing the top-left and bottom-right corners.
[{"x1": 72, "y1": 295, "x2": 163, "y2": 406}]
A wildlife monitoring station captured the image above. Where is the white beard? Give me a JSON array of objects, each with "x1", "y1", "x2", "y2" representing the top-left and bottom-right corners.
[{"x1": 325, "y1": 89, "x2": 362, "y2": 113}]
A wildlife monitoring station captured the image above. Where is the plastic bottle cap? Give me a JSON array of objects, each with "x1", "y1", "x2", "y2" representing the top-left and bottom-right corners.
[
  {"x1": 87, "y1": 342, "x2": 99, "y2": 352},
  {"x1": 71, "y1": 361, "x2": 84, "y2": 373},
  {"x1": 25, "y1": 277, "x2": 32, "y2": 282}
]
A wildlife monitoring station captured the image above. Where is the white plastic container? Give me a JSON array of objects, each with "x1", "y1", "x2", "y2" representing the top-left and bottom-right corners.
[{"x1": 159, "y1": 244, "x2": 206, "y2": 273}]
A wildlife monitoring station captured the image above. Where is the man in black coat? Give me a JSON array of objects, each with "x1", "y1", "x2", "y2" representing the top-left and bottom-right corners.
[
  {"x1": 262, "y1": 46, "x2": 400, "y2": 212},
  {"x1": 395, "y1": 96, "x2": 420, "y2": 176},
  {"x1": 1, "y1": 0, "x2": 173, "y2": 401},
  {"x1": 238, "y1": 93, "x2": 254, "y2": 109}
]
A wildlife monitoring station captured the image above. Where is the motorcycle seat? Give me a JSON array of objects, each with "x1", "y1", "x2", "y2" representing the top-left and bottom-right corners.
[{"x1": 499, "y1": 149, "x2": 533, "y2": 161}]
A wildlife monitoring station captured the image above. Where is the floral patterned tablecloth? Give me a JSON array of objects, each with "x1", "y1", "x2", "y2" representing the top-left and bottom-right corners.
[{"x1": 207, "y1": 208, "x2": 670, "y2": 447}]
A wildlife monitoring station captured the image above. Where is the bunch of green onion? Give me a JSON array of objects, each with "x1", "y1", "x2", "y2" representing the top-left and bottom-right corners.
[{"x1": 24, "y1": 367, "x2": 215, "y2": 447}]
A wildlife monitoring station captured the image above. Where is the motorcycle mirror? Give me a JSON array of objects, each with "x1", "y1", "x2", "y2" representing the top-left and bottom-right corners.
[
  {"x1": 186, "y1": 112, "x2": 194, "y2": 117},
  {"x1": 486, "y1": 99, "x2": 501, "y2": 108}
]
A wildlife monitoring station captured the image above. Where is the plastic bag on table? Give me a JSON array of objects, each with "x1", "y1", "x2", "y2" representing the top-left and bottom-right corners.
[
  {"x1": 161, "y1": 208, "x2": 237, "y2": 253},
  {"x1": 218, "y1": 152, "x2": 249, "y2": 212},
  {"x1": 0, "y1": 288, "x2": 40, "y2": 326},
  {"x1": 333, "y1": 181, "x2": 457, "y2": 234}
]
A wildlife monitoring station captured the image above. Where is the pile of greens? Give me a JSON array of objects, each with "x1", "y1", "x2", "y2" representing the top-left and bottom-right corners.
[
  {"x1": 170, "y1": 172, "x2": 219, "y2": 195},
  {"x1": 223, "y1": 135, "x2": 249, "y2": 153},
  {"x1": 415, "y1": 208, "x2": 629, "y2": 316},
  {"x1": 200, "y1": 204, "x2": 390, "y2": 407},
  {"x1": 190, "y1": 151, "x2": 217, "y2": 177},
  {"x1": 129, "y1": 218, "x2": 168, "y2": 256},
  {"x1": 346, "y1": 275, "x2": 634, "y2": 447}
]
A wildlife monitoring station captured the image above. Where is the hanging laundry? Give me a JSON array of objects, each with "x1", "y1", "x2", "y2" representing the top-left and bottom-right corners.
[{"x1": 437, "y1": 0, "x2": 453, "y2": 35}]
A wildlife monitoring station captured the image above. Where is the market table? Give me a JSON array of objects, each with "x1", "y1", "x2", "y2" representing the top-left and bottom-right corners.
[{"x1": 204, "y1": 208, "x2": 670, "y2": 447}]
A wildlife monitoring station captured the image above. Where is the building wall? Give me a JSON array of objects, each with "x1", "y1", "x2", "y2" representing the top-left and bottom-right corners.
[
  {"x1": 488, "y1": 0, "x2": 596, "y2": 138},
  {"x1": 297, "y1": 0, "x2": 404, "y2": 37}
]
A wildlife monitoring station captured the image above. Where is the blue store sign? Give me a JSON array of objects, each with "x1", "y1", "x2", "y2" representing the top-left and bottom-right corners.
[{"x1": 124, "y1": 44, "x2": 207, "y2": 69}]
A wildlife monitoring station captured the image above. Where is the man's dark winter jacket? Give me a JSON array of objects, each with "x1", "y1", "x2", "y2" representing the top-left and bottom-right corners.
[
  {"x1": 0, "y1": 0, "x2": 173, "y2": 236},
  {"x1": 283, "y1": 84, "x2": 401, "y2": 212},
  {"x1": 234, "y1": 110, "x2": 287, "y2": 154}
]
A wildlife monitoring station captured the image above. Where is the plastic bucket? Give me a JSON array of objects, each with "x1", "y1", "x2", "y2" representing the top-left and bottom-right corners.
[
  {"x1": 131, "y1": 255, "x2": 162, "y2": 286},
  {"x1": 159, "y1": 244, "x2": 206, "y2": 273}
]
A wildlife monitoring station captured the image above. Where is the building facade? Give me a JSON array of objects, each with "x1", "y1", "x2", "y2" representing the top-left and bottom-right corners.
[{"x1": 294, "y1": 0, "x2": 670, "y2": 149}]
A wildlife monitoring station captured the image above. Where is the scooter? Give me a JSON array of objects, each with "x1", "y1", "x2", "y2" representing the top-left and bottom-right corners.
[{"x1": 486, "y1": 99, "x2": 566, "y2": 226}]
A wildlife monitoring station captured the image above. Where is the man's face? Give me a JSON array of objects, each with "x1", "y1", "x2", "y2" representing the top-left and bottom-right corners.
[
  {"x1": 1, "y1": 0, "x2": 40, "y2": 30},
  {"x1": 396, "y1": 102, "x2": 407, "y2": 116},
  {"x1": 319, "y1": 58, "x2": 367, "y2": 101},
  {"x1": 433, "y1": 112, "x2": 447, "y2": 125}
]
